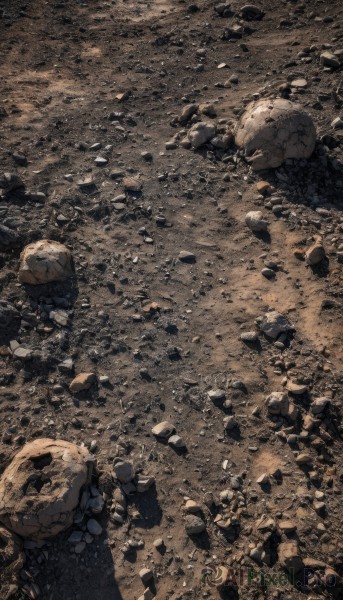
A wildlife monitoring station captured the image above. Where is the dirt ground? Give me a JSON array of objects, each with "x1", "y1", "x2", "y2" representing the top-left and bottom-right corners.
[{"x1": 0, "y1": 1, "x2": 343, "y2": 599}]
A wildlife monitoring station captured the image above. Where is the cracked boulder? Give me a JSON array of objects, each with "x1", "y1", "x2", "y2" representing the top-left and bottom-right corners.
[
  {"x1": 18, "y1": 239, "x2": 73, "y2": 284},
  {"x1": 0, "y1": 526, "x2": 25, "y2": 599},
  {"x1": 0, "y1": 439, "x2": 92, "y2": 539},
  {"x1": 235, "y1": 98, "x2": 316, "y2": 170}
]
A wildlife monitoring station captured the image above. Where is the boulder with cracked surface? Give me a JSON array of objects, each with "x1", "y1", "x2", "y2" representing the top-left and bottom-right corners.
[
  {"x1": 235, "y1": 98, "x2": 316, "y2": 170},
  {"x1": 0, "y1": 439, "x2": 92, "y2": 539},
  {"x1": 18, "y1": 239, "x2": 73, "y2": 284}
]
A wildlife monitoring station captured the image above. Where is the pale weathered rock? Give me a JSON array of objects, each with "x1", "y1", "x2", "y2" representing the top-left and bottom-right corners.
[
  {"x1": 69, "y1": 372, "x2": 96, "y2": 392},
  {"x1": 267, "y1": 391, "x2": 289, "y2": 416},
  {"x1": 320, "y1": 51, "x2": 340, "y2": 69},
  {"x1": 151, "y1": 421, "x2": 175, "y2": 438},
  {"x1": 235, "y1": 98, "x2": 316, "y2": 170},
  {"x1": 256, "y1": 310, "x2": 292, "y2": 339},
  {"x1": 278, "y1": 541, "x2": 304, "y2": 573},
  {"x1": 311, "y1": 397, "x2": 331, "y2": 414},
  {"x1": 187, "y1": 121, "x2": 216, "y2": 149},
  {"x1": 305, "y1": 243, "x2": 326, "y2": 266},
  {"x1": 245, "y1": 210, "x2": 268, "y2": 232},
  {"x1": 0, "y1": 439, "x2": 92, "y2": 539},
  {"x1": 18, "y1": 240, "x2": 73, "y2": 285}
]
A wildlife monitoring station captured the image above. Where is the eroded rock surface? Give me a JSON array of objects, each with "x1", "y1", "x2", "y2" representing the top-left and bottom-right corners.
[
  {"x1": 18, "y1": 240, "x2": 73, "y2": 285},
  {"x1": 235, "y1": 98, "x2": 316, "y2": 170},
  {"x1": 0, "y1": 439, "x2": 92, "y2": 539}
]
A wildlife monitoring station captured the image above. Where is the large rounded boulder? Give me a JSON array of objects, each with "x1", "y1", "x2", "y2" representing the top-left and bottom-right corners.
[
  {"x1": 235, "y1": 98, "x2": 316, "y2": 170},
  {"x1": 18, "y1": 239, "x2": 73, "y2": 285},
  {"x1": 0, "y1": 439, "x2": 92, "y2": 539}
]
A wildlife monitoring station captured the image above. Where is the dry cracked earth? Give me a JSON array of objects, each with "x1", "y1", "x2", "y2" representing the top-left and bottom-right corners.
[{"x1": 0, "y1": 1, "x2": 343, "y2": 599}]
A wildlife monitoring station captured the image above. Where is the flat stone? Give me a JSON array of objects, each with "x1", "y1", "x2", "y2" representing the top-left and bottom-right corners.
[
  {"x1": 305, "y1": 243, "x2": 326, "y2": 265},
  {"x1": 151, "y1": 421, "x2": 175, "y2": 438},
  {"x1": 240, "y1": 331, "x2": 258, "y2": 342},
  {"x1": 178, "y1": 250, "x2": 196, "y2": 263},
  {"x1": 208, "y1": 389, "x2": 226, "y2": 402},
  {"x1": 286, "y1": 381, "x2": 307, "y2": 395},
  {"x1": 69, "y1": 372, "x2": 96, "y2": 392},
  {"x1": 168, "y1": 434, "x2": 186, "y2": 449},
  {"x1": 320, "y1": 51, "x2": 340, "y2": 69}
]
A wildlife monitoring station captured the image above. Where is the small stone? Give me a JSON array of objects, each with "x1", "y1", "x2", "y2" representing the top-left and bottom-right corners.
[
  {"x1": 286, "y1": 381, "x2": 307, "y2": 395},
  {"x1": 139, "y1": 568, "x2": 153, "y2": 584},
  {"x1": 305, "y1": 243, "x2": 326, "y2": 266},
  {"x1": 68, "y1": 531, "x2": 83, "y2": 543},
  {"x1": 208, "y1": 389, "x2": 226, "y2": 402},
  {"x1": 187, "y1": 121, "x2": 216, "y2": 149},
  {"x1": 256, "y1": 311, "x2": 292, "y2": 339},
  {"x1": 331, "y1": 117, "x2": 343, "y2": 130},
  {"x1": 278, "y1": 541, "x2": 303, "y2": 573},
  {"x1": 311, "y1": 397, "x2": 331, "y2": 414},
  {"x1": 86, "y1": 519, "x2": 102, "y2": 536},
  {"x1": 256, "y1": 181, "x2": 270, "y2": 194},
  {"x1": 153, "y1": 538, "x2": 164, "y2": 550},
  {"x1": 295, "y1": 453, "x2": 313, "y2": 466},
  {"x1": 184, "y1": 499, "x2": 202, "y2": 513},
  {"x1": 168, "y1": 434, "x2": 186, "y2": 449},
  {"x1": 245, "y1": 211, "x2": 268, "y2": 232},
  {"x1": 136, "y1": 476, "x2": 155, "y2": 493},
  {"x1": 267, "y1": 391, "x2": 289, "y2": 416},
  {"x1": 185, "y1": 514, "x2": 206, "y2": 535},
  {"x1": 69, "y1": 373, "x2": 96, "y2": 392},
  {"x1": 223, "y1": 416, "x2": 238, "y2": 431},
  {"x1": 261, "y1": 268, "x2": 275, "y2": 279},
  {"x1": 123, "y1": 177, "x2": 142, "y2": 192},
  {"x1": 113, "y1": 461, "x2": 134, "y2": 484},
  {"x1": 94, "y1": 156, "x2": 108, "y2": 166},
  {"x1": 256, "y1": 473, "x2": 269, "y2": 485},
  {"x1": 178, "y1": 250, "x2": 196, "y2": 263},
  {"x1": 291, "y1": 78, "x2": 307, "y2": 88},
  {"x1": 240, "y1": 331, "x2": 258, "y2": 342},
  {"x1": 279, "y1": 520, "x2": 297, "y2": 533},
  {"x1": 74, "y1": 541, "x2": 86, "y2": 554},
  {"x1": 320, "y1": 51, "x2": 340, "y2": 69},
  {"x1": 151, "y1": 421, "x2": 175, "y2": 438}
]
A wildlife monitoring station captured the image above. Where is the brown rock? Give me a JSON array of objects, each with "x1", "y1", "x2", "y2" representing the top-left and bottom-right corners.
[
  {"x1": 69, "y1": 372, "x2": 97, "y2": 392},
  {"x1": 278, "y1": 541, "x2": 304, "y2": 573}
]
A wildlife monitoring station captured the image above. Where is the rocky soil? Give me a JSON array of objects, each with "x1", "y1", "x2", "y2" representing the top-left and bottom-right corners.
[{"x1": 0, "y1": 1, "x2": 342, "y2": 599}]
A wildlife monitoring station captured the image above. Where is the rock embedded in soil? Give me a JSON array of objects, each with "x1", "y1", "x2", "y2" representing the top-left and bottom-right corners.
[
  {"x1": 151, "y1": 421, "x2": 175, "y2": 438},
  {"x1": 187, "y1": 121, "x2": 216, "y2": 149},
  {"x1": 278, "y1": 541, "x2": 304, "y2": 573},
  {"x1": 245, "y1": 210, "x2": 268, "y2": 232},
  {"x1": 69, "y1": 372, "x2": 97, "y2": 392},
  {"x1": 235, "y1": 98, "x2": 316, "y2": 170},
  {"x1": 256, "y1": 310, "x2": 292, "y2": 339},
  {"x1": 305, "y1": 243, "x2": 326, "y2": 266},
  {"x1": 185, "y1": 514, "x2": 206, "y2": 535},
  {"x1": 0, "y1": 439, "x2": 92, "y2": 539},
  {"x1": 18, "y1": 240, "x2": 73, "y2": 285},
  {"x1": 113, "y1": 461, "x2": 135, "y2": 484}
]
